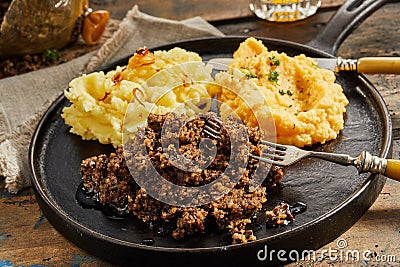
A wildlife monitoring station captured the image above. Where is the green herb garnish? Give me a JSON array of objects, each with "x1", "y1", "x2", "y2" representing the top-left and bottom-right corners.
[
  {"x1": 287, "y1": 90, "x2": 293, "y2": 96},
  {"x1": 269, "y1": 56, "x2": 280, "y2": 66},
  {"x1": 268, "y1": 71, "x2": 279, "y2": 83},
  {"x1": 279, "y1": 89, "x2": 286, "y2": 95},
  {"x1": 312, "y1": 62, "x2": 320, "y2": 68},
  {"x1": 245, "y1": 73, "x2": 258, "y2": 79},
  {"x1": 43, "y1": 49, "x2": 61, "y2": 62}
]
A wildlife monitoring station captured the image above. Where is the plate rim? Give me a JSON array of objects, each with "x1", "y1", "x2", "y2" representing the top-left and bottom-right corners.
[{"x1": 28, "y1": 36, "x2": 393, "y2": 257}]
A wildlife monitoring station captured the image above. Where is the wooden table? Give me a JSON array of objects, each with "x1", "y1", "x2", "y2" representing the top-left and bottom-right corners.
[{"x1": 1, "y1": 1, "x2": 399, "y2": 266}]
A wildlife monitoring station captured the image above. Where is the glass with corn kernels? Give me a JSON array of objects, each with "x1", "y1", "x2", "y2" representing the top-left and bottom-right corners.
[{"x1": 249, "y1": 0, "x2": 321, "y2": 22}]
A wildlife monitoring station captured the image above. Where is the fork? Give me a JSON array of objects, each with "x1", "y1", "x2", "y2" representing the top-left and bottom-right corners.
[{"x1": 204, "y1": 118, "x2": 400, "y2": 181}]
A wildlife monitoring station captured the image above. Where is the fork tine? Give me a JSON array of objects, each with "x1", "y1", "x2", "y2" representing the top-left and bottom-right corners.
[
  {"x1": 256, "y1": 147, "x2": 286, "y2": 162},
  {"x1": 249, "y1": 154, "x2": 286, "y2": 166},
  {"x1": 204, "y1": 125, "x2": 221, "y2": 139},
  {"x1": 203, "y1": 118, "x2": 288, "y2": 165},
  {"x1": 260, "y1": 140, "x2": 288, "y2": 151},
  {"x1": 262, "y1": 153, "x2": 285, "y2": 161},
  {"x1": 203, "y1": 117, "x2": 224, "y2": 139},
  {"x1": 207, "y1": 119, "x2": 221, "y2": 128}
]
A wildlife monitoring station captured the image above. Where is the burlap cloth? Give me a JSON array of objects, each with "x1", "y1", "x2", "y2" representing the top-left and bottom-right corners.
[{"x1": 0, "y1": 5, "x2": 224, "y2": 194}]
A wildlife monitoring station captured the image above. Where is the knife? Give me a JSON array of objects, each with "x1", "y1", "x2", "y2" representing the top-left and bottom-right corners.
[{"x1": 208, "y1": 57, "x2": 400, "y2": 74}]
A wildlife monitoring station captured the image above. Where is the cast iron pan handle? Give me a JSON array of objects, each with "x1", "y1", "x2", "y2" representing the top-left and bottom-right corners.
[{"x1": 306, "y1": 0, "x2": 387, "y2": 55}]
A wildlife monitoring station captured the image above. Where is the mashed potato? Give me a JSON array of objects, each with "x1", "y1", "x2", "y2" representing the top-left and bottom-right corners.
[
  {"x1": 213, "y1": 37, "x2": 349, "y2": 147},
  {"x1": 62, "y1": 39, "x2": 349, "y2": 148},
  {"x1": 62, "y1": 47, "x2": 214, "y2": 147}
]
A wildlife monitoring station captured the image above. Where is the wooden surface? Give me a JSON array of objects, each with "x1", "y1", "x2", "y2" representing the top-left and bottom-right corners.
[
  {"x1": 90, "y1": 0, "x2": 347, "y2": 21},
  {"x1": 1, "y1": 1, "x2": 400, "y2": 266}
]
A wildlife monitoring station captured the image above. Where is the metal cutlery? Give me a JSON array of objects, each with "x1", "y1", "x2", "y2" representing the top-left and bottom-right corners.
[{"x1": 208, "y1": 56, "x2": 400, "y2": 74}]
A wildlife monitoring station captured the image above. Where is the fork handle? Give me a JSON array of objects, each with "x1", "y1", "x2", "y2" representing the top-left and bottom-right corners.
[
  {"x1": 312, "y1": 151, "x2": 400, "y2": 181},
  {"x1": 355, "y1": 152, "x2": 400, "y2": 182},
  {"x1": 384, "y1": 159, "x2": 400, "y2": 182}
]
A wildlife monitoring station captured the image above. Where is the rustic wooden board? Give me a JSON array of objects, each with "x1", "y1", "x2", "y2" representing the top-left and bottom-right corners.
[{"x1": 0, "y1": 185, "x2": 110, "y2": 266}]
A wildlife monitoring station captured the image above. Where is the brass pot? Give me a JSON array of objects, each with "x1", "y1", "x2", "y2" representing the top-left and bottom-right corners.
[{"x1": 0, "y1": 0, "x2": 109, "y2": 58}]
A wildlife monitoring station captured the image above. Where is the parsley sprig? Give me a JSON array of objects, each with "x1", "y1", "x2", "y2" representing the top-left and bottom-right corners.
[
  {"x1": 269, "y1": 56, "x2": 280, "y2": 66},
  {"x1": 268, "y1": 70, "x2": 279, "y2": 83},
  {"x1": 245, "y1": 73, "x2": 258, "y2": 79}
]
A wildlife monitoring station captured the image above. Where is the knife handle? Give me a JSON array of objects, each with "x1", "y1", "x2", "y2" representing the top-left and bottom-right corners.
[
  {"x1": 384, "y1": 159, "x2": 400, "y2": 182},
  {"x1": 358, "y1": 57, "x2": 400, "y2": 74}
]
